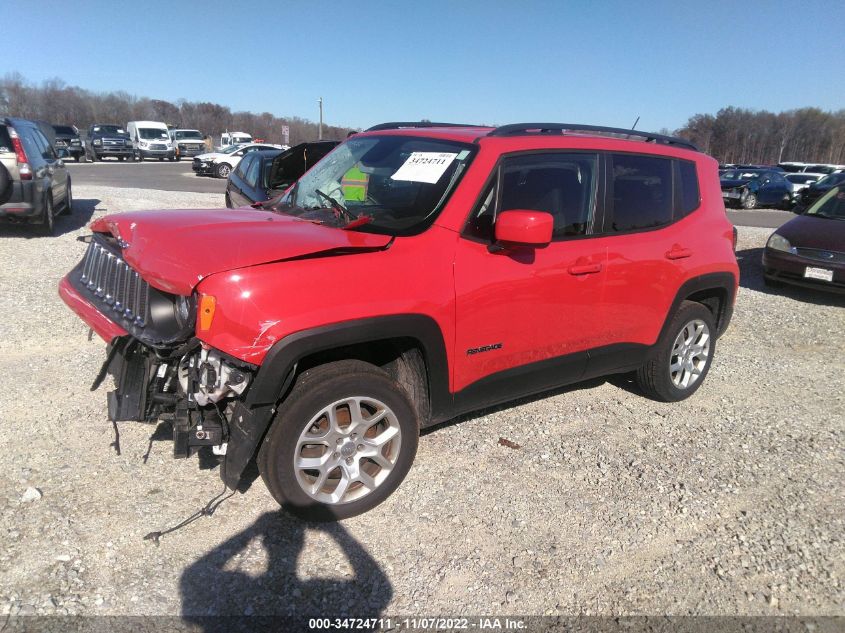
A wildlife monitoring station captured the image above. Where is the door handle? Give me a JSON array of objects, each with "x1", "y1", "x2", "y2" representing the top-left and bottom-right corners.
[
  {"x1": 665, "y1": 245, "x2": 693, "y2": 260},
  {"x1": 568, "y1": 262, "x2": 603, "y2": 275}
]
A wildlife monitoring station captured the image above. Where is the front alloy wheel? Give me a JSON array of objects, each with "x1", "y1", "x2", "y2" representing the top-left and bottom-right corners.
[
  {"x1": 258, "y1": 360, "x2": 419, "y2": 520},
  {"x1": 294, "y1": 396, "x2": 402, "y2": 505}
]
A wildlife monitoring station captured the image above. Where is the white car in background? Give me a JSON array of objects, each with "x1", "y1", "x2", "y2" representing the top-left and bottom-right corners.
[
  {"x1": 785, "y1": 172, "x2": 824, "y2": 205},
  {"x1": 191, "y1": 142, "x2": 285, "y2": 178}
]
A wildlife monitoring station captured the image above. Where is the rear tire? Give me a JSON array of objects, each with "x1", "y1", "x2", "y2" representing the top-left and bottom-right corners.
[
  {"x1": 61, "y1": 181, "x2": 73, "y2": 215},
  {"x1": 635, "y1": 301, "x2": 716, "y2": 402},
  {"x1": 224, "y1": 192, "x2": 233, "y2": 208},
  {"x1": 258, "y1": 360, "x2": 419, "y2": 520},
  {"x1": 36, "y1": 194, "x2": 55, "y2": 236}
]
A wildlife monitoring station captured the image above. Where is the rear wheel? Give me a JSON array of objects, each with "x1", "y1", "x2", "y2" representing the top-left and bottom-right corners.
[
  {"x1": 61, "y1": 181, "x2": 73, "y2": 215},
  {"x1": 36, "y1": 194, "x2": 55, "y2": 236},
  {"x1": 224, "y1": 192, "x2": 233, "y2": 208},
  {"x1": 258, "y1": 360, "x2": 419, "y2": 520},
  {"x1": 118, "y1": 156, "x2": 125, "y2": 162},
  {"x1": 635, "y1": 301, "x2": 715, "y2": 402}
]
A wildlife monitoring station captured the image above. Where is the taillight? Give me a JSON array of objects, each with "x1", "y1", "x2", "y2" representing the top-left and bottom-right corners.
[{"x1": 8, "y1": 128, "x2": 31, "y2": 180}]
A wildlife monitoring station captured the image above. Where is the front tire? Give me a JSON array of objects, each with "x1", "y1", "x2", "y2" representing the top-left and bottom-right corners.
[
  {"x1": 215, "y1": 163, "x2": 231, "y2": 178},
  {"x1": 258, "y1": 360, "x2": 419, "y2": 520},
  {"x1": 635, "y1": 301, "x2": 716, "y2": 402}
]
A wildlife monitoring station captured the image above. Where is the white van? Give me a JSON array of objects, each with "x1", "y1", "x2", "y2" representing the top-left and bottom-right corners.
[
  {"x1": 219, "y1": 131, "x2": 252, "y2": 148},
  {"x1": 127, "y1": 121, "x2": 176, "y2": 162}
]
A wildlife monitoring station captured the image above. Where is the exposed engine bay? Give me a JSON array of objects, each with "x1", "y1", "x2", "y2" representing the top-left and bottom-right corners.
[{"x1": 103, "y1": 336, "x2": 254, "y2": 459}]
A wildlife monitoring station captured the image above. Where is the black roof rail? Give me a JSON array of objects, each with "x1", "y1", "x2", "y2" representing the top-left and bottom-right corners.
[
  {"x1": 365, "y1": 122, "x2": 482, "y2": 132},
  {"x1": 486, "y1": 123, "x2": 698, "y2": 151}
]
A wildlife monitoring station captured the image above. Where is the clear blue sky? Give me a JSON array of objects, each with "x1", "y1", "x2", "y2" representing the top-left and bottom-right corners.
[{"x1": 6, "y1": 0, "x2": 845, "y2": 132}]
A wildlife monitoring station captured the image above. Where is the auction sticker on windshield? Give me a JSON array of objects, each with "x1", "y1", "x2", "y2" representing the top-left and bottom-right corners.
[{"x1": 391, "y1": 152, "x2": 457, "y2": 184}]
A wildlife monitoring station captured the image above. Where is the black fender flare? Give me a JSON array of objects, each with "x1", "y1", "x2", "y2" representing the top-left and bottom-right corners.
[
  {"x1": 245, "y1": 314, "x2": 450, "y2": 409},
  {"x1": 223, "y1": 315, "x2": 450, "y2": 489},
  {"x1": 658, "y1": 272, "x2": 737, "y2": 341}
]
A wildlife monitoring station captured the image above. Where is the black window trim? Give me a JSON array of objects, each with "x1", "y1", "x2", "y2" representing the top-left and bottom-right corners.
[
  {"x1": 597, "y1": 150, "x2": 702, "y2": 237},
  {"x1": 460, "y1": 148, "x2": 604, "y2": 244}
]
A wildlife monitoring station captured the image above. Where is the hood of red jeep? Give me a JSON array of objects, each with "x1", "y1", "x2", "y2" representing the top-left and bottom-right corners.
[{"x1": 89, "y1": 208, "x2": 392, "y2": 295}]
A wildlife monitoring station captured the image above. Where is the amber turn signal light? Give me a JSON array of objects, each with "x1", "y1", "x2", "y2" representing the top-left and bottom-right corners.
[{"x1": 198, "y1": 294, "x2": 216, "y2": 331}]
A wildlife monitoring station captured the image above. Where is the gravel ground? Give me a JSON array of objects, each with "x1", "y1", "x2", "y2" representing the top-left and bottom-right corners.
[{"x1": 0, "y1": 187, "x2": 843, "y2": 622}]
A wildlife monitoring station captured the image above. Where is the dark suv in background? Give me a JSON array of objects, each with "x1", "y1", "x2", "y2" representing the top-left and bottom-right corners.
[
  {"x1": 0, "y1": 117, "x2": 72, "y2": 235},
  {"x1": 52, "y1": 125, "x2": 85, "y2": 162},
  {"x1": 86, "y1": 124, "x2": 133, "y2": 161}
]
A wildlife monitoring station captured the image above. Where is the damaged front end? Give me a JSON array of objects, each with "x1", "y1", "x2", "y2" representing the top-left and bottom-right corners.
[
  {"x1": 99, "y1": 337, "x2": 253, "y2": 460},
  {"x1": 62, "y1": 232, "x2": 267, "y2": 487}
]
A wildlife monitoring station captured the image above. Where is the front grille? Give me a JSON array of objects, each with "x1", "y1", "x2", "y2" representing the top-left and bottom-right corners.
[
  {"x1": 794, "y1": 247, "x2": 845, "y2": 264},
  {"x1": 103, "y1": 137, "x2": 129, "y2": 147},
  {"x1": 79, "y1": 239, "x2": 149, "y2": 327},
  {"x1": 150, "y1": 143, "x2": 166, "y2": 150}
]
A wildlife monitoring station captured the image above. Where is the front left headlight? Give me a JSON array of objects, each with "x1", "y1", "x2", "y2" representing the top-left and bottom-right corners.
[
  {"x1": 767, "y1": 233, "x2": 796, "y2": 253},
  {"x1": 175, "y1": 295, "x2": 195, "y2": 328}
]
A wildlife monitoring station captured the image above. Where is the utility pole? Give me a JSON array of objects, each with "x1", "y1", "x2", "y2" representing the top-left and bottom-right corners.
[{"x1": 318, "y1": 97, "x2": 323, "y2": 140}]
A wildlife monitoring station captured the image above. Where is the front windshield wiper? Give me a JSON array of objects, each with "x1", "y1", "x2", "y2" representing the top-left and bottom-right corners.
[{"x1": 314, "y1": 188, "x2": 356, "y2": 223}]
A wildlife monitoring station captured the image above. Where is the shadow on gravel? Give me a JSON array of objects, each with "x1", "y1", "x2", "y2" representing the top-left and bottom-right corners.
[
  {"x1": 0, "y1": 197, "x2": 99, "y2": 238},
  {"x1": 737, "y1": 247, "x2": 845, "y2": 307},
  {"x1": 180, "y1": 511, "x2": 392, "y2": 630}
]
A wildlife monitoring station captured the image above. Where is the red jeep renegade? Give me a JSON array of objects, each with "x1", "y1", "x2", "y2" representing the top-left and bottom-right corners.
[{"x1": 59, "y1": 123, "x2": 739, "y2": 519}]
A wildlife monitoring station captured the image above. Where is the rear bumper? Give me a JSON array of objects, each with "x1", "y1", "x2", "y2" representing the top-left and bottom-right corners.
[
  {"x1": 762, "y1": 248, "x2": 845, "y2": 294},
  {"x1": 58, "y1": 275, "x2": 129, "y2": 342},
  {"x1": 0, "y1": 180, "x2": 41, "y2": 221}
]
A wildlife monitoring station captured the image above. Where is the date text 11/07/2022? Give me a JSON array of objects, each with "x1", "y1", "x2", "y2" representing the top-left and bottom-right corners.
[{"x1": 308, "y1": 617, "x2": 527, "y2": 630}]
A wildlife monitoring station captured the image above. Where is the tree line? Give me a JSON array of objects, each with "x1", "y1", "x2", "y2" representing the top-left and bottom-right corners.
[
  {"x1": 676, "y1": 106, "x2": 845, "y2": 166},
  {"x1": 0, "y1": 73, "x2": 353, "y2": 145}
]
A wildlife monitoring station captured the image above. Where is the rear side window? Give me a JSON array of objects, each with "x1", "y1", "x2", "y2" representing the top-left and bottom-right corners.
[
  {"x1": 677, "y1": 160, "x2": 700, "y2": 217},
  {"x1": 244, "y1": 155, "x2": 261, "y2": 188},
  {"x1": 234, "y1": 153, "x2": 253, "y2": 178},
  {"x1": 609, "y1": 154, "x2": 673, "y2": 231},
  {"x1": 0, "y1": 126, "x2": 11, "y2": 153}
]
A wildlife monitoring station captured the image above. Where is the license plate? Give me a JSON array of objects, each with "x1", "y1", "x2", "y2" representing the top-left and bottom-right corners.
[
  {"x1": 804, "y1": 266, "x2": 833, "y2": 282},
  {"x1": 723, "y1": 191, "x2": 740, "y2": 199}
]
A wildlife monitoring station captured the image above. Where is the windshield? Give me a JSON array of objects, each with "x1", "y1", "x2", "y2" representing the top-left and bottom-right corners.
[
  {"x1": 805, "y1": 165, "x2": 834, "y2": 174},
  {"x1": 804, "y1": 186, "x2": 845, "y2": 220},
  {"x1": 721, "y1": 170, "x2": 765, "y2": 181},
  {"x1": 139, "y1": 128, "x2": 169, "y2": 140},
  {"x1": 273, "y1": 135, "x2": 476, "y2": 235},
  {"x1": 219, "y1": 144, "x2": 242, "y2": 154},
  {"x1": 815, "y1": 173, "x2": 845, "y2": 187},
  {"x1": 174, "y1": 130, "x2": 203, "y2": 140},
  {"x1": 94, "y1": 125, "x2": 126, "y2": 135},
  {"x1": 53, "y1": 126, "x2": 76, "y2": 135}
]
